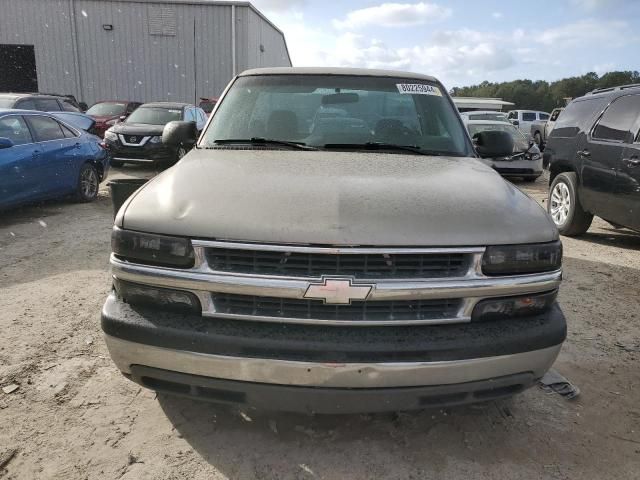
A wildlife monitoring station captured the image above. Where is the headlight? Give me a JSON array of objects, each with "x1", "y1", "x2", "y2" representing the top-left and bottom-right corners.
[
  {"x1": 106, "y1": 118, "x2": 118, "y2": 126},
  {"x1": 482, "y1": 241, "x2": 562, "y2": 276},
  {"x1": 112, "y1": 227, "x2": 195, "y2": 268},
  {"x1": 104, "y1": 130, "x2": 118, "y2": 141},
  {"x1": 526, "y1": 152, "x2": 541, "y2": 160},
  {"x1": 113, "y1": 278, "x2": 201, "y2": 313},
  {"x1": 149, "y1": 135, "x2": 162, "y2": 144},
  {"x1": 472, "y1": 290, "x2": 557, "y2": 322}
]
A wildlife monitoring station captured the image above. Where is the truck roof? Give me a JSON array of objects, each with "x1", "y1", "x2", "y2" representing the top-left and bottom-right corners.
[{"x1": 239, "y1": 67, "x2": 438, "y2": 83}]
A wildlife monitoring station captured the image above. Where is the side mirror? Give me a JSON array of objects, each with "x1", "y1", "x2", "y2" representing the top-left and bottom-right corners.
[
  {"x1": 474, "y1": 131, "x2": 514, "y2": 158},
  {"x1": 0, "y1": 137, "x2": 14, "y2": 149},
  {"x1": 119, "y1": 115, "x2": 126, "y2": 122},
  {"x1": 511, "y1": 120, "x2": 520, "y2": 126},
  {"x1": 162, "y1": 121, "x2": 198, "y2": 146}
]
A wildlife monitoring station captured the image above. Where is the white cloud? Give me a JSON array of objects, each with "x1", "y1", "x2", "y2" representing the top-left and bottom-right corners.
[
  {"x1": 333, "y1": 2, "x2": 451, "y2": 30},
  {"x1": 537, "y1": 19, "x2": 629, "y2": 46},
  {"x1": 250, "y1": 0, "x2": 306, "y2": 11},
  {"x1": 491, "y1": 12, "x2": 503, "y2": 19},
  {"x1": 593, "y1": 62, "x2": 616, "y2": 75}
]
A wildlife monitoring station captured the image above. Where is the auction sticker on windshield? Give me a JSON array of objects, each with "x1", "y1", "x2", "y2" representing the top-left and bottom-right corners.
[{"x1": 396, "y1": 84, "x2": 442, "y2": 96}]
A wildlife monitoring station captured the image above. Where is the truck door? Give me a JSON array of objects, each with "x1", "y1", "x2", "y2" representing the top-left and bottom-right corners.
[
  {"x1": 579, "y1": 94, "x2": 640, "y2": 225},
  {"x1": 618, "y1": 122, "x2": 640, "y2": 230}
]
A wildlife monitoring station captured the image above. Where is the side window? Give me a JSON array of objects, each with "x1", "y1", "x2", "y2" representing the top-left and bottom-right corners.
[
  {"x1": 550, "y1": 109, "x2": 562, "y2": 122},
  {"x1": 26, "y1": 115, "x2": 66, "y2": 142},
  {"x1": 508, "y1": 111, "x2": 517, "y2": 120},
  {"x1": 35, "y1": 98, "x2": 62, "y2": 111},
  {"x1": 61, "y1": 99, "x2": 80, "y2": 112},
  {"x1": 15, "y1": 98, "x2": 36, "y2": 110},
  {"x1": 539, "y1": 113, "x2": 550, "y2": 120},
  {"x1": 592, "y1": 95, "x2": 640, "y2": 143},
  {"x1": 0, "y1": 115, "x2": 33, "y2": 145},
  {"x1": 552, "y1": 98, "x2": 607, "y2": 138},
  {"x1": 125, "y1": 103, "x2": 137, "y2": 114},
  {"x1": 60, "y1": 123, "x2": 78, "y2": 138},
  {"x1": 522, "y1": 112, "x2": 536, "y2": 121}
]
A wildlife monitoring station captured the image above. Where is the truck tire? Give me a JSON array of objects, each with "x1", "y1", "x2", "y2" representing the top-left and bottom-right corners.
[
  {"x1": 534, "y1": 132, "x2": 542, "y2": 146},
  {"x1": 548, "y1": 172, "x2": 593, "y2": 236}
]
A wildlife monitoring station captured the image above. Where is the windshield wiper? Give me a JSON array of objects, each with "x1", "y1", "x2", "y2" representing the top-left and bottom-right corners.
[
  {"x1": 323, "y1": 142, "x2": 452, "y2": 156},
  {"x1": 212, "y1": 138, "x2": 318, "y2": 151}
]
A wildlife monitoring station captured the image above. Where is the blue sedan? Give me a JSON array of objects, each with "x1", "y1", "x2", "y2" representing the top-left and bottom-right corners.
[{"x1": 0, "y1": 109, "x2": 110, "y2": 210}]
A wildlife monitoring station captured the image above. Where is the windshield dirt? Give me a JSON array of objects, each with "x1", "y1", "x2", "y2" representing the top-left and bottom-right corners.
[{"x1": 202, "y1": 75, "x2": 472, "y2": 156}]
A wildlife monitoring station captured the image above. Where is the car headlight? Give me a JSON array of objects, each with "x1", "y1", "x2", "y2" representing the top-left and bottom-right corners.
[
  {"x1": 113, "y1": 278, "x2": 201, "y2": 313},
  {"x1": 106, "y1": 118, "x2": 118, "y2": 126},
  {"x1": 149, "y1": 135, "x2": 162, "y2": 144},
  {"x1": 112, "y1": 227, "x2": 195, "y2": 268},
  {"x1": 526, "y1": 152, "x2": 541, "y2": 160},
  {"x1": 104, "y1": 130, "x2": 118, "y2": 141},
  {"x1": 482, "y1": 241, "x2": 562, "y2": 276},
  {"x1": 472, "y1": 290, "x2": 557, "y2": 322}
]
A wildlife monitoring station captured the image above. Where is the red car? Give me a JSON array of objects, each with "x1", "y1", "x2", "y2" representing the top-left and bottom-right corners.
[
  {"x1": 198, "y1": 97, "x2": 219, "y2": 117},
  {"x1": 85, "y1": 101, "x2": 142, "y2": 137}
]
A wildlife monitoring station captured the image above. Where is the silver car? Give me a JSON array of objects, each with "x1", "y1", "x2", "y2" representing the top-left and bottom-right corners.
[
  {"x1": 102, "y1": 67, "x2": 565, "y2": 413},
  {"x1": 466, "y1": 119, "x2": 544, "y2": 181}
]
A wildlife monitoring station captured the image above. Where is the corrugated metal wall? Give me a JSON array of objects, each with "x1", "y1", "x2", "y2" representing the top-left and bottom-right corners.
[{"x1": 0, "y1": 0, "x2": 290, "y2": 106}]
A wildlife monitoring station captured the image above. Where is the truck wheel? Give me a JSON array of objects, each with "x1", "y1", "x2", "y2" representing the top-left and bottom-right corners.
[
  {"x1": 534, "y1": 132, "x2": 542, "y2": 146},
  {"x1": 76, "y1": 163, "x2": 100, "y2": 202},
  {"x1": 548, "y1": 172, "x2": 593, "y2": 236}
]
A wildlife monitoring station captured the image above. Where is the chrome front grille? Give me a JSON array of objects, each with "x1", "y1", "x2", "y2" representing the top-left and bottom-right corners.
[
  {"x1": 211, "y1": 293, "x2": 462, "y2": 323},
  {"x1": 111, "y1": 240, "x2": 563, "y2": 326},
  {"x1": 205, "y1": 247, "x2": 468, "y2": 279}
]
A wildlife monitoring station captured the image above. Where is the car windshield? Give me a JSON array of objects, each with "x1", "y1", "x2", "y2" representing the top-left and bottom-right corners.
[
  {"x1": 468, "y1": 123, "x2": 529, "y2": 152},
  {"x1": 201, "y1": 75, "x2": 472, "y2": 156},
  {"x1": 86, "y1": 102, "x2": 126, "y2": 116},
  {"x1": 199, "y1": 100, "x2": 216, "y2": 113},
  {"x1": 125, "y1": 106, "x2": 182, "y2": 125}
]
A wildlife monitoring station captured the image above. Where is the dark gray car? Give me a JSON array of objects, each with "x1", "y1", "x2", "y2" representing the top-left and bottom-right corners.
[{"x1": 101, "y1": 67, "x2": 566, "y2": 413}]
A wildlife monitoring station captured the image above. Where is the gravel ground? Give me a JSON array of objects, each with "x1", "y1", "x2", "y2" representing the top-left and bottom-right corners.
[{"x1": 0, "y1": 167, "x2": 639, "y2": 479}]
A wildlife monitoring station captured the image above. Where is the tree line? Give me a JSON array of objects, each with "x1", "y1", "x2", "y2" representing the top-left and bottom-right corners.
[{"x1": 450, "y1": 71, "x2": 640, "y2": 112}]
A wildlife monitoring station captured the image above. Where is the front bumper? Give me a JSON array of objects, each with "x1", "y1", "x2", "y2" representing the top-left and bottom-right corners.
[
  {"x1": 102, "y1": 294, "x2": 566, "y2": 412},
  {"x1": 482, "y1": 158, "x2": 544, "y2": 178},
  {"x1": 106, "y1": 141, "x2": 177, "y2": 164}
]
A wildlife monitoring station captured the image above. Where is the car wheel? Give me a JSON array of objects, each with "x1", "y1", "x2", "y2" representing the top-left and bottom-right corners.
[
  {"x1": 111, "y1": 160, "x2": 124, "y2": 168},
  {"x1": 177, "y1": 145, "x2": 188, "y2": 161},
  {"x1": 534, "y1": 132, "x2": 542, "y2": 146},
  {"x1": 76, "y1": 163, "x2": 100, "y2": 203},
  {"x1": 548, "y1": 172, "x2": 593, "y2": 236}
]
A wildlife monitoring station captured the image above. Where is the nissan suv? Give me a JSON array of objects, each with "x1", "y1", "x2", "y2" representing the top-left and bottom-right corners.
[
  {"x1": 546, "y1": 84, "x2": 640, "y2": 235},
  {"x1": 101, "y1": 68, "x2": 566, "y2": 413}
]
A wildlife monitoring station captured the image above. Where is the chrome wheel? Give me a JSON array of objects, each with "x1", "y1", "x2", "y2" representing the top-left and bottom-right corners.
[
  {"x1": 550, "y1": 181, "x2": 570, "y2": 226},
  {"x1": 80, "y1": 167, "x2": 98, "y2": 199}
]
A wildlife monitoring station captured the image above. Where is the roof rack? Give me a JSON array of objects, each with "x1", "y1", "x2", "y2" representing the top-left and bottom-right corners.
[{"x1": 588, "y1": 83, "x2": 640, "y2": 95}]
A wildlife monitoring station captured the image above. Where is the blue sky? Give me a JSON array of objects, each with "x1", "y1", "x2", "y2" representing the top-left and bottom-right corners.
[{"x1": 251, "y1": 0, "x2": 640, "y2": 89}]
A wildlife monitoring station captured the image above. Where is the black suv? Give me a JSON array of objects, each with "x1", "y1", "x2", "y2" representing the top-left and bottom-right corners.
[
  {"x1": 0, "y1": 93, "x2": 82, "y2": 112},
  {"x1": 545, "y1": 84, "x2": 640, "y2": 235}
]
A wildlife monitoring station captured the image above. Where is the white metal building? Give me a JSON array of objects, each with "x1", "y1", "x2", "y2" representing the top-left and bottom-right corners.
[{"x1": 0, "y1": 0, "x2": 291, "y2": 106}]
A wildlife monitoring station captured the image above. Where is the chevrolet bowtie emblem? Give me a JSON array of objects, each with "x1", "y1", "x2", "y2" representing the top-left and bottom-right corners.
[{"x1": 304, "y1": 278, "x2": 373, "y2": 305}]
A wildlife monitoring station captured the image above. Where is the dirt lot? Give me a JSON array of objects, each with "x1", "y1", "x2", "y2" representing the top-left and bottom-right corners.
[{"x1": 1, "y1": 168, "x2": 639, "y2": 479}]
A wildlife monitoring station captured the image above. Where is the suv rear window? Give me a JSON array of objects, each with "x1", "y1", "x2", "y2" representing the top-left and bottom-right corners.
[
  {"x1": 592, "y1": 94, "x2": 640, "y2": 143},
  {"x1": 552, "y1": 98, "x2": 607, "y2": 138}
]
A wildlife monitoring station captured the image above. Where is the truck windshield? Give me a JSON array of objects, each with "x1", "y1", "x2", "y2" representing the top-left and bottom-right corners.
[{"x1": 201, "y1": 75, "x2": 472, "y2": 156}]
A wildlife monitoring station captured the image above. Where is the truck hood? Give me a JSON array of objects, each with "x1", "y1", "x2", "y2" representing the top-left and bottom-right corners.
[{"x1": 118, "y1": 149, "x2": 558, "y2": 246}]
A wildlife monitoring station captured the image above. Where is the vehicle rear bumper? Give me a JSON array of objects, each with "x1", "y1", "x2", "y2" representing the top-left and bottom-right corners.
[{"x1": 101, "y1": 294, "x2": 565, "y2": 411}]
